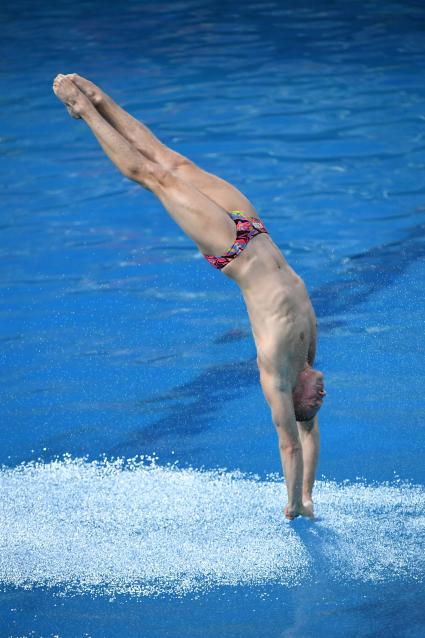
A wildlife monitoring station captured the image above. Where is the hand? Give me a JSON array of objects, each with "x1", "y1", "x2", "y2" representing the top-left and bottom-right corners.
[{"x1": 284, "y1": 500, "x2": 315, "y2": 520}]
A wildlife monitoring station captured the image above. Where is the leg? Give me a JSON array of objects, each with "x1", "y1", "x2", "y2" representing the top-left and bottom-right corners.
[
  {"x1": 297, "y1": 415, "x2": 320, "y2": 505},
  {"x1": 66, "y1": 74, "x2": 259, "y2": 216},
  {"x1": 52, "y1": 76, "x2": 238, "y2": 256}
]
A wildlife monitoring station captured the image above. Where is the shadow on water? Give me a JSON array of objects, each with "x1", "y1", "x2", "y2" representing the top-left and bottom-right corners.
[
  {"x1": 110, "y1": 357, "x2": 258, "y2": 456},
  {"x1": 291, "y1": 515, "x2": 342, "y2": 581},
  {"x1": 280, "y1": 515, "x2": 425, "y2": 638},
  {"x1": 312, "y1": 221, "x2": 425, "y2": 319}
]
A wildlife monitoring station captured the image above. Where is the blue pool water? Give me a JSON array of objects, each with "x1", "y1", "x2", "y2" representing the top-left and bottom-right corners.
[{"x1": 1, "y1": 0, "x2": 425, "y2": 636}]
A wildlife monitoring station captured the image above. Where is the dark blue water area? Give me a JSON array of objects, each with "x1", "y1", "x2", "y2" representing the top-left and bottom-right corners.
[
  {"x1": 3, "y1": 580, "x2": 425, "y2": 638},
  {"x1": 1, "y1": 0, "x2": 425, "y2": 636}
]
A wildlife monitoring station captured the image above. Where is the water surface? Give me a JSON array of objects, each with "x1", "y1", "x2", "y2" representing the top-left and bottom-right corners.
[{"x1": 1, "y1": 0, "x2": 425, "y2": 636}]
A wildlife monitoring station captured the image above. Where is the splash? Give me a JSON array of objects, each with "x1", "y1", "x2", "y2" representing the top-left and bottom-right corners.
[{"x1": 0, "y1": 456, "x2": 423, "y2": 598}]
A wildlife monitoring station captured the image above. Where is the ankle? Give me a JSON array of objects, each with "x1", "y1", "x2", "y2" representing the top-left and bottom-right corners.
[
  {"x1": 91, "y1": 90, "x2": 104, "y2": 107},
  {"x1": 73, "y1": 95, "x2": 94, "y2": 118}
]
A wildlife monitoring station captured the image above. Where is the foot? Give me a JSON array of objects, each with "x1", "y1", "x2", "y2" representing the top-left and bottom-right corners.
[
  {"x1": 303, "y1": 497, "x2": 315, "y2": 516},
  {"x1": 52, "y1": 74, "x2": 92, "y2": 119},
  {"x1": 65, "y1": 73, "x2": 104, "y2": 107},
  {"x1": 284, "y1": 501, "x2": 315, "y2": 520}
]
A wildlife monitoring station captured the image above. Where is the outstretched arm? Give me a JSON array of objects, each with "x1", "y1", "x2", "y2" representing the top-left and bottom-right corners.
[
  {"x1": 297, "y1": 415, "x2": 320, "y2": 507},
  {"x1": 259, "y1": 368, "x2": 314, "y2": 519}
]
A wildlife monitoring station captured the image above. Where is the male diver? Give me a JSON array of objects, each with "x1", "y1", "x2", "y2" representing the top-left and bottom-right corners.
[{"x1": 53, "y1": 74, "x2": 326, "y2": 520}]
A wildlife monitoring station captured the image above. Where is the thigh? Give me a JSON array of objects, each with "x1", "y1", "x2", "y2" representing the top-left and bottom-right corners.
[
  {"x1": 174, "y1": 157, "x2": 260, "y2": 218},
  {"x1": 145, "y1": 165, "x2": 238, "y2": 255}
]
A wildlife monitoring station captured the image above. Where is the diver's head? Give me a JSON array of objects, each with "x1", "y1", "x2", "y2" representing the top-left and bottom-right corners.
[{"x1": 292, "y1": 366, "x2": 326, "y2": 422}]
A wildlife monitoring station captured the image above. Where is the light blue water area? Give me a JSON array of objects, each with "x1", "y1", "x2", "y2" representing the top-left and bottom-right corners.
[{"x1": 1, "y1": 0, "x2": 425, "y2": 636}]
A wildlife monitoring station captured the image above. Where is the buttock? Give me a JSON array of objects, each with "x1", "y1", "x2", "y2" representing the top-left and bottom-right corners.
[{"x1": 202, "y1": 210, "x2": 269, "y2": 270}]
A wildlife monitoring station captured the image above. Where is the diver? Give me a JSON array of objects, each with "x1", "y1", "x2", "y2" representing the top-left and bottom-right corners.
[{"x1": 53, "y1": 73, "x2": 326, "y2": 520}]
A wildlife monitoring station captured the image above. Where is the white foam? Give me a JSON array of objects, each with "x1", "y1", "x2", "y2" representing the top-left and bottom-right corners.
[{"x1": 0, "y1": 457, "x2": 424, "y2": 598}]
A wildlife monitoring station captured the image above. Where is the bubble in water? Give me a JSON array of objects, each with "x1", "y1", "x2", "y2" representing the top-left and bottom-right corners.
[{"x1": 0, "y1": 456, "x2": 424, "y2": 598}]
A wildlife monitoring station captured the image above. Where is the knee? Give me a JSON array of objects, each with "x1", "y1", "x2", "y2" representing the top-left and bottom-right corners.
[
  {"x1": 169, "y1": 152, "x2": 192, "y2": 173},
  {"x1": 172, "y1": 155, "x2": 198, "y2": 179},
  {"x1": 127, "y1": 162, "x2": 173, "y2": 189},
  {"x1": 147, "y1": 163, "x2": 172, "y2": 186}
]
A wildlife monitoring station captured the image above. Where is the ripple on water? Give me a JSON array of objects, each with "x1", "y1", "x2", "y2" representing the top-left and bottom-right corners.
[{"x1": 0, "y1": 457, "x2": 424, "y2": 598}]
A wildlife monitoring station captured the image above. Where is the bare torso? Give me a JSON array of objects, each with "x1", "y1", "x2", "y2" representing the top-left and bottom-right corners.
[{"x1": 220, "y1": 232, "x2": 317, "y2": 389}]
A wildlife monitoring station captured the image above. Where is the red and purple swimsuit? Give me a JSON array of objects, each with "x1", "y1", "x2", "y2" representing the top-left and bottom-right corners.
[{"x1": 203, "y1": 210, "x2": 269, "y2": 270}]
